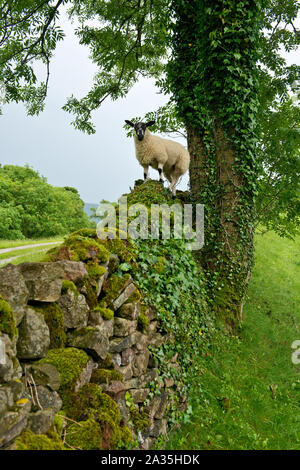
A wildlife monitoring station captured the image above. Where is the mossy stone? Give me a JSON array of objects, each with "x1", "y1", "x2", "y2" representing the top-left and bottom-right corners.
[
  {"x1": 0, "y1": 295, "x2": 17, "y2": 339},
  {"x1": 137, "y1": 313, "x2": 149, "y2": 334},
  {"x1": 15, "y1": 430, "x2": 65, "y2": 450},
  {"x1": 90, "y1": 368, "x2": 123, "y2": 385},
  {"x1": 32, "y1": 303, "x2": 66, "y2": 349},
  {"x1": 39, "y1": 348, "x2": 89, "y2": 405},
  {"x1": 65, "y1": 418, "x2": 102, "y2": 450}
]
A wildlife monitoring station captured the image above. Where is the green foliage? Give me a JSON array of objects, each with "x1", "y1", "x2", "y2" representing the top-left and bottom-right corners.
[
  {"x1": 166, "y1": 231, "x2": 300, "y2": 450},
  {"x1": 0, "y1": 0, "x2": 66, "y2": 115},
  {"x1": 0, "y1": 165, "x2": 91, "y2": 239}
]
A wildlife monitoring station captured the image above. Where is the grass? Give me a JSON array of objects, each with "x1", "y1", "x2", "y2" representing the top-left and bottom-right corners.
[
  {"x1": 166, "y1": 231, "x2": 300, "y2": 450},
  {"x1": 0, "y1": 236, "x2": 64, "y2": 250}
]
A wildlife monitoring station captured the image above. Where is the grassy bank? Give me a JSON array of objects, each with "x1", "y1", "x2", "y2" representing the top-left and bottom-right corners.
[{"x1": 166, "y1": 231, "x2": 300, "y2": 450}]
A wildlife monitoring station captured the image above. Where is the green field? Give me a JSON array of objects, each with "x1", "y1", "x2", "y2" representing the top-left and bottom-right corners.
[{"x1": 166, "y1": 231, "x2": 300, "y2": 450}]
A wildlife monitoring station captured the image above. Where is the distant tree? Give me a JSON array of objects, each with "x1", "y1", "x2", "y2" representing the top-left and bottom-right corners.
[{"x1": 0, "y1": 165, "x2": 91, "y2": 238}]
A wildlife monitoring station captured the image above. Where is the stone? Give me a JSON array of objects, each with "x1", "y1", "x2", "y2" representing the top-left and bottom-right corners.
[
  {"x1": 57, "y1": 291, "x2": 89, "y2": 329},
  {"x1": 149, "y1": 321, "x2": 158, "y2": 337},
  {"x1": 100, "y1": 319, "x2": 114, "y2": 338},
  {"x1": 74, "y1": 359, "x2": 94, "y2": 392},
  {"x1": 145, "y1": 307, "x2": 156, "y2": 321},
  {"x1": 96, "y1": 273, "x2": 106, "y2": 296},
  {"x1": 139, "y1": 437, "x2": 153, "y2": 450},
  {"x1": 164, "y1": 377, "x2": 175, "y2": 388},
  {"x1": 111, "y1": 283, "x2": 137, "y2": 311},
  {"x1": 149, "y1": 332, "x2": 165, "y2": 348},
  {"x1": 0, "y1": 264, "x2": 29, "y2": 325},
  {"x1": 142, "y1": 396, "x2": 161, "y2": 420},
  {"x1": 114, "y1": 318, "x2": 137, "y2": 337},
  {"x1": 115, "y1": 363, "x2": 133, "y2": 381},
  {"x1": 154, "y1": 392, "x2": 168, "y2": 419},
  {"x1": 34, "y1": 386, "x2": 62, "y2": 412},
  {"x1": 0, "y1": 398, "x2": 31, "y2": 448},
  {"x1": 134, "y1": 332, "x2": 149, "y2": 352},
  {"x1": 0, "y1": 334, "x2": 22, "y2": 383},
  {"x1": 106, "y1": 254, "x2": 119, "y2": 277},
  {"x1": 124, "y1": 369, "x2": 158, "y2": 390},
  {"x1": 111, "y1": 353, "x2": 122, "y2": 367},
  {"x1": 130, "y1": 388, "x2": 149, "y2": 403},
  {"x1": 149, "y1": 419, "x2": 167, "y2": 438},
  {"x1": 18, "y1": 262, "x2": 64, "y2": 302},
  {"x1": 116, "y1": 397, "x2": 130, "y2": 423},
  {"x1": 17, "y1": 308, "x2": 50, "y2": 360},
  {"x1": 121, "y1": 348, "x2": 135, "y2": 366},
  {"x1": 100, "y1": 380, "x2": 125, "y2": 400},
  {"x1": 116, "y1": 302, "x2": 140, "y2": 320},
  {"x1": 132, "y1": 350, "x2": 150, "y2": 377},
  {"x1": 57, "y1": 260, "x2": 88, "y2": 282},
  {"x1": 109, "y1": 334, "x2": 137, "y2": 354},
  {"x1": 0, "y1": 384, "x2": 14, "y2": 416},
  {"x1": 67, "y1": 327, "x2": 109, "y2": 361},
  {"x1": 27, "y1": 409, "x2": 55, "y2": 435},
  {"x1": 25, "y1": 363, "x2": 61, "y2": 391}
]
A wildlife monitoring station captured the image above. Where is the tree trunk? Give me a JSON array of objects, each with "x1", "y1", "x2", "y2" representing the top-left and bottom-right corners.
[
  {"x1": 187, "y1": 122, "x2": 254, "y2": 326},
  {"x1": 167, "y1": 0, "x2": 261, "y2": 327}
]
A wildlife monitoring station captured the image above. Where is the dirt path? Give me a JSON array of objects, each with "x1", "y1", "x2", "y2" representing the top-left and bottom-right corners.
[
  {"x1": 0, "y1": 241, "x2": 61, "y2": 255},
  {"x1": 0, "y1": 241, "x2": 61, "y2": 266}
]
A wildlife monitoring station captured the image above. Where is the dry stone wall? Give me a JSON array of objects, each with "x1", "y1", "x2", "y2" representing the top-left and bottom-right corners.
[{"x1": 0, "y1": 253, "x2": 184, "y2": 450}]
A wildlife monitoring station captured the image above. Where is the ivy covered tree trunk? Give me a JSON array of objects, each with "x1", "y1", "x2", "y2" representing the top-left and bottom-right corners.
[{"x1": 167, "y1": 0, "x2": 262, "y2": 326}]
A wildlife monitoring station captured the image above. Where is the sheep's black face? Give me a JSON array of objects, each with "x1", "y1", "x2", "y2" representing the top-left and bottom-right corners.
[
  {"x1": 135, "y1": 122, "x2": 147, "y2": 141},
  {"x1": 125, "y1": 120, "x2": 155, "y2": 141}
]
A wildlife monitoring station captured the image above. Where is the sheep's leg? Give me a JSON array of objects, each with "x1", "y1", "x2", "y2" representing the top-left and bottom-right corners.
[
  {"x1": 170, "y1": 175, "x2": 178, "y2": 199},
  {"x1": 143, "y1": 166, "x2": 150, "y2": 181},
  {"x1": 157, "y1": 163, "x2": 164, "y2": 184}
]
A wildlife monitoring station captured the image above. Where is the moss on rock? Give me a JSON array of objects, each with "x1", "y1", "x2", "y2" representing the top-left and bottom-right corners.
[
  {"x1": 32, "y1": 302, "x2": 66, "y2": 349},
  {"x1": 86, "y1": 263, "x2": 106, "y2": 282},
  {"x1": 65, "y1": 418, "x2": 102, "y2": 450},
  {"x1": 65, "y1": 383, "x2": 120, "y2": 423},
  {"x1": 15, "y1": 430, "x2": 65, "y2": 450},
  {"x1": 61, "y1": 280, "x2": 78, "y2": 296},
  {"x1": 137, "y1": 313, "x2": 149, "y2": 334},
  {"x1": 130, "y1": 408, "x2": 150, "y2": 433},
  {"x1": 39, "y1": 348, "x2": 89, "y2": 405},
  {"x1": 0, "y1": 295, "x2": 17, "y2": 339},
  {"x1": 90, "y1": 368, "x2": 123, "y2": 385},
  {"x1": 102, "y1": 274, "x2": 131, "y2": 307},
  {"x1": 75, "y1": 276, "x2": 98, "y2": 310}
]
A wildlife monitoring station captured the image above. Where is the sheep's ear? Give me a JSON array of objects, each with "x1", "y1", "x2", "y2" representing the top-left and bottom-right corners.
[
  {"x1": 125, "y1": 120, "x2": 135, "y2": 127},
  {"x1": 146, "y1": 120, "x2": 155, "y2": 127}
]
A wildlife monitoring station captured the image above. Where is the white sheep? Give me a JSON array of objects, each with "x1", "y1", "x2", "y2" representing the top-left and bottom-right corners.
[{"x1": 125, "y1": 120, "x2": 190, "y2": 198}]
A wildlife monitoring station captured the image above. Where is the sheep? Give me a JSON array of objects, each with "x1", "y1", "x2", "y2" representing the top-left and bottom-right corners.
[{"x1": 125, "y1": 120, "x2": 190, "y2": 198}]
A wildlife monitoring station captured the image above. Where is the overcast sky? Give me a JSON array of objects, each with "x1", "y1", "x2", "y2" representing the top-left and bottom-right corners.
[{"x1": 0, "y1": 11, "x2": 298, "y2": 204}]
